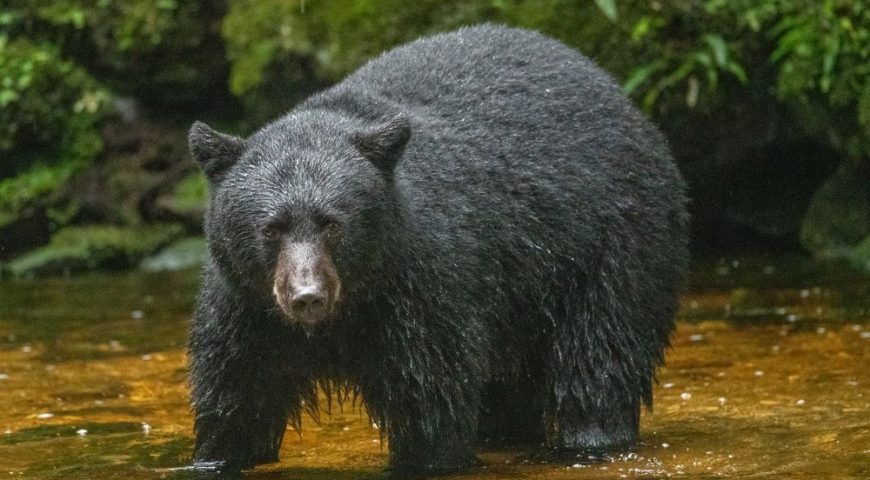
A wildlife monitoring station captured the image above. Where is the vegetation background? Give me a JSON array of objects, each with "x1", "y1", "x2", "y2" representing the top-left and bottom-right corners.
[{"x1": 0, "y1": 0, "x2": 868, "y2": 277}]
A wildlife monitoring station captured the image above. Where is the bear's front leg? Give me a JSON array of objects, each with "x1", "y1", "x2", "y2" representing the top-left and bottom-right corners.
[
  {"x1": 358, "y1": 317, "x2": 487, "y2": 476},
  {"x1": 187, "y1": 267, "x2": 309, "y2": 471},
  {"x1": 192, "y1": 410, "x2": 288, "y2": 471}
]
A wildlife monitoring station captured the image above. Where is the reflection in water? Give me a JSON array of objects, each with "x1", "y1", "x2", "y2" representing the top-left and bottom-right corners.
[{"x1": 0, "y1": 255, "x2": 867, "y2": 479}]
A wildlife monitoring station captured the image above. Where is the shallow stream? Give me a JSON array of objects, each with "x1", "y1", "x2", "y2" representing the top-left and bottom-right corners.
[{"x1": 0, "y1": 254, "x2": 867, "y2": 479}]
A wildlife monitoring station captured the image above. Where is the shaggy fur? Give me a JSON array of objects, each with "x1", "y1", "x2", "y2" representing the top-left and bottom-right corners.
[{"x1": 187, "y1": 24, "x2": 689, "y2": 474}]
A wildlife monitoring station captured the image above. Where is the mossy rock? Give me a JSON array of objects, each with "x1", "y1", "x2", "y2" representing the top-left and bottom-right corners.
[
  {"x1": 154, "y1": 171, "x2": 209, "y2": 223},
  {"x1": 800, "y1": 164, "x2": 870, "y2": 258},
  {"x1": 4, "y1": 224, "x2": 184, "y2": 277},
  {"x1": 846, "y1": 236, "x2": 870, "y2": 273},
  {"x1": 140, "y1": 236, "x2": 207, "y2": 272}
]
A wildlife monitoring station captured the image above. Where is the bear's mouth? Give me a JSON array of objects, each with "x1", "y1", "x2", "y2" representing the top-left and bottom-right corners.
[{"x1": 272, "y1": 240, "x2": 341, "y2": 330}]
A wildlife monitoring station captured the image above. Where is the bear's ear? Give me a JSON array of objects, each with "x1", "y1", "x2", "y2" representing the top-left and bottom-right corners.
[
  {"x1": 188, "y1": 121, "x2": 247, "y2": 183},
  {"x1": 351, "y1": 113, "x2": 411, "y2": 172}
]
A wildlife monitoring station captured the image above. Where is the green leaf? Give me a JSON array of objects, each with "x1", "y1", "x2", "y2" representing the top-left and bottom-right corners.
[
  {"x1": 726, "y1": 62, "x2": 748, "y2": 84},
  {"x1": 70, "y1": 9, "x2": 86, "y2": 28},
  {"x1": 594, "y1": 0, "x2": 618, "y2": 22},
  {"x1": 744, "y1": 10, "x2": 761, "y2": 32},
  {"x1": 0, "y1": 12, "x2": 17, "y2": 26},
  {"x1": 0, "y1": 89, "x2": 19, "y2": 106},
  {"x1": 660, "y1": 60, "x2": 698, "y2": 91},
  {"x1": 623, "y1": 61, "x2": 665, "y2": 94},
  {"x1": 691, "y1": 51, "x2": 713, "y2": 68},
  {"x1": 772, "y1": 25, "x2": 811, "y2": 62},
  {"x1": 642, "y1": 86, "x2": 662, "y2": 111},
  {"x1": 631, "y1": 16, "x2": 652, "y2": 42},
  {"x1": 702, "y1": 33, "x2": 729, "y2": 67},
  {"x1": 705, "y1": 66, "x2": 719, "y2": 90},
  {"x1": 858, "y1": 82, "x2": 870, "y2": 127},
  {"x1": 770, "y1": 16, "x2": 799, "y2": 37},
  {"x1": 820, "y1": 33, "x2": 841, "y2": 93}
]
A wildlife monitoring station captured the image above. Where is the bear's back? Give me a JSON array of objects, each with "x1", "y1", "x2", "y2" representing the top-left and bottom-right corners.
[
  {"x1": 327, "y1": 25, "x2": 674, "y2": 185},
  {"x1": 344, "y1": 25, "x2": 631, "y2": 132},
  {"x1": 300, "y1": 24, "x2": 686, "y2": 271}
]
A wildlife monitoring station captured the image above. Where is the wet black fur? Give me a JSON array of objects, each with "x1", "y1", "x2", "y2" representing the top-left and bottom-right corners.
[{"x1": 187, "y1": 24, "x2": 689, "y2": 474}]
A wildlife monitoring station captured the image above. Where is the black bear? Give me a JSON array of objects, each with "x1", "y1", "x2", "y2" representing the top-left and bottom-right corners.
[{"x1": 186, "y1": 24, "x2": 688, "y2": 474}]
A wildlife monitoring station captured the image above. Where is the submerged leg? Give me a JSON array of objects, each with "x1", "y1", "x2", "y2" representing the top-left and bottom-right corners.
[
  {"x1": 193, "y1": 410, "x2": 289, "y2": 469},
  {"x1": 551, "y1": 380, "x2": 640, "y2": 450},
  {"x1": 357, "y1": 313, "x2": 489, "y2": 475},
  {"x1": 546, "y1": 276, "x2": 673, "y2": 452},
  {"x1": 188, "y1": 268, "x2": 312, "y2": 470}
]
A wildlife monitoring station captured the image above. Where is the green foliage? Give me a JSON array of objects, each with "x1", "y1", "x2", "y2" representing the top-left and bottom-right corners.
[
  {"x1": 616, "y1": 0, "x2": 868, "y2": 154},
  {"x1": 594, "y1": 0, "x2": 618, "y2": 22},
  {"x1": 769, "y1": 1, "x2": 867, "y2": 100},
  {"x1": 0, "y1": 0, "x2": 226, "y2": 234},
  {"x1": 221, "y1": 0, "x2": 869, "y2": 156},
  {"x1": 5, "y1": 0, "x2": 181, "y2": 51},
  {"x1": 222, "y1": 0, "x2": 494, "y2": 98},
  {"x1": 0, "y1": 36, "x2": 106, "y2": 226},
  {"x1": 0, "y1": 140, "x2": 95, "y2": 228},
  {"x1": 0, "y1": 37, "x2": 107, "y2": 160},
  {"x1": 221, "y1": 0, "x2": 308, "y2": 97},
  {"x1": 169, "y1": 172, "x2": 208, "y2": 212},
  {"x1": 0, "y1": 0, "x2": 867, "y2": 271},
  {"x1": 738, "y1": 0, "x2": 869, "y2": 156},
  {"x1": 2, "y1": 0, "x2": 231, "y2": 110},
  {"x1": 4, "y1": 223, "x2": 184, "y2": 276}
]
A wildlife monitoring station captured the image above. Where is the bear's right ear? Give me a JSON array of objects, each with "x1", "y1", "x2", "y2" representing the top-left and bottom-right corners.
[
  {"x1": 351, "y1": 113, "x2": 411, "y2": 173},
  {"x1": 188, "y1": 121, "x2": 246, "y2": 183}
]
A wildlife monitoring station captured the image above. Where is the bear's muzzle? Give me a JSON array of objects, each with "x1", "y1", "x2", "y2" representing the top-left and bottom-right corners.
[{"x1": 273, "y1": 241, "x2": 340, "y2": 330}]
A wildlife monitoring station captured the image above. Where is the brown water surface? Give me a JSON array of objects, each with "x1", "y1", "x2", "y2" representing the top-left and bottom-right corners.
[{"x1": 0, "y1": 255, "x2": 868, "y2": 479}]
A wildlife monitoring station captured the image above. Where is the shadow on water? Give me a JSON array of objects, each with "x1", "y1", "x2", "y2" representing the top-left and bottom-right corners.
[{"x1": 0, "y1": 255, "x2": 867, "y2": 479}]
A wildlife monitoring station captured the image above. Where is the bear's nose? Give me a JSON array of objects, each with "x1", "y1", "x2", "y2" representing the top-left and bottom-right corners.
[{"x1": 289, "y1": 286, "x2": 327, "y2": 315}]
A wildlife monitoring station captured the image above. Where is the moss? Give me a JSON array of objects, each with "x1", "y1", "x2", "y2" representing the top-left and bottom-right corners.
[
  {"x1": 166, "y1": 171, "x2": 208, "y2": 217},
  {"x1": 140, "y1": 236, "x2": 207, "y2": 272},
  {"x1": 220, "y1": 0, "x2": 504, "y2": 123},
  {"x1": 4, "y1": 223, "x2": 184, "y2": 277},
  {"x1": 0, "y1": 162, "x2": 81, "y2": 228},
  {"x1": 0, "y1": 128, "x2": 100, "y2": 227}
]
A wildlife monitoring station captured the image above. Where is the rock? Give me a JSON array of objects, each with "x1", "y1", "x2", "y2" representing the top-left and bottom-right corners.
[
  {"x1": 152, "y1": 172, "x2": 208, "y2": 227},
  {"x1": 140, "y1": 237, "x2": 207, "y2": 272},
  {"x1": 3, "y1": 224, "x2": 183, "y2": 277},
  {"x1": 800, "y1": 163, "x2": 870, "y2": 259},
  {"x1": 846, "y1": 236, "x2": 870, "y2": 273}
]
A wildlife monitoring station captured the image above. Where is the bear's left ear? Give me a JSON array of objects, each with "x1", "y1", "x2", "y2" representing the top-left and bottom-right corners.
[
  {"x1": 188, "y1": 121, "x2": 247, "y2": 184},
  {"x1": 351, "y1": 113, "x2": 411, "y2": 172}
]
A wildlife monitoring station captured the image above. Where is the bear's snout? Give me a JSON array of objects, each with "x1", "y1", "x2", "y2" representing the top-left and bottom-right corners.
[
  {"x1": 273, "y1": 241, "x2": 340, "y2": 329},
  {"x1": 290, "y1": 285, "x2": 327, "y2": 313}
]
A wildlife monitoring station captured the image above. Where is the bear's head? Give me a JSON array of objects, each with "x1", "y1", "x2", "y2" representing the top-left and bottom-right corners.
[{"x1": 188, "y1": 112, "x2": 411, "y2": 332}]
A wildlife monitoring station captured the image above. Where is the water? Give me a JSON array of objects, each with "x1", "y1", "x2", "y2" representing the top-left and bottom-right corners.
[{"x1": 0, "y1": 255, "x2": 867, "y2": 479}]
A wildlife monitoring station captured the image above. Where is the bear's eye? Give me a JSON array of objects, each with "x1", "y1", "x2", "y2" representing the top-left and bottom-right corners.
[
  {"x1": 324, "y1": 221, "x2": 342, "y2": 240},
  {"x1": 261, "y1": 223, "x2": 283, "y2": 242}
]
